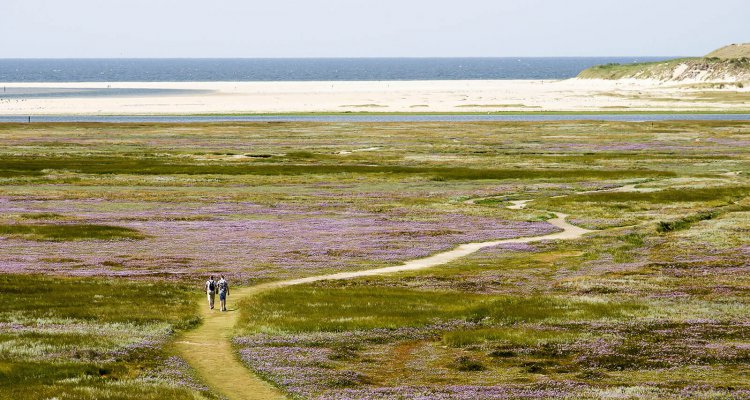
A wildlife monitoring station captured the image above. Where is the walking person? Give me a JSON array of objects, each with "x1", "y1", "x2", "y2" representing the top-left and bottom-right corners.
[
  {"x1": 205, "y1": 275, "x2": 217, "y2": 310},
  {"x1": 217, "y1": 275, "x2": 229, "y2": 311}
]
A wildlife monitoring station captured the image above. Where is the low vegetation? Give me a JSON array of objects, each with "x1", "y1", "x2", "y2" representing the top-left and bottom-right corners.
[
  {"x1": 656, "y1": 210, "x2": 718, "y2": 232},
  {"x1": 0, "y1": 275, "x2": 206, "y2": 399},
  {"x1": 0, "y1": 154, "x2": 674, "y2": 181},
  {"x1": 0, "y1": 224, "x2": 146, "y2": 241},
  {"x1": 239, "y1": 286, "x2": 641, "y2": 334},
  {"x1": 706, "y1": 43, "x2": 750, "y2": 59},
  {"x1": 1, "y1": 120, "x2": 748, "y2": 399},
  {"x1": 578, "y1": 53, "x2": 750, "y2": 82}
]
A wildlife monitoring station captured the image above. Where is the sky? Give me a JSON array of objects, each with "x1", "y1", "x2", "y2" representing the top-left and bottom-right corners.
[{"x1": 2, "y1": 0, "x2": 748, "y2": 58}]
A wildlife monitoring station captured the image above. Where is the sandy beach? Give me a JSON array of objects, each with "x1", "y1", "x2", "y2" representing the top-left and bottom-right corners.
[{"x1": 0, "y1": 79, "x2": 748, "y2": 115}]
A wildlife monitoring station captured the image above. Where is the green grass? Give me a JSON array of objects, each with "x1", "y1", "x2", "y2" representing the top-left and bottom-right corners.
[
  {"x1": 238, "y1": 286, "x2": 642, "y2": 334},
  {"x1": 657, "y1": 210, "x2": 719, "y2": 233},
  {"x1": 442, "y1": 326, "x2": 583, "y2": 348},
  {"x1": 0, "y1": 362, "x2": 207, "y2": 400},
  {"x1": 546, "y1": 186, "x2": 750, "y2": 205},
  {"x1": 0, "y1": 155, "x2": 675, "y2": 180},
  {"x1": 18, "y1": 212, "x2": 66, "y2": 220},
  {"x1": 0, "y1": 224, "x2": 146, "y2": 241},
  {"x1": 0, "y1": 275, "x2": 197, "y2": 325},
  {"x1": 533, "y1": 186, "x2": 750, "y2": 229},
  {"x1": 0, "y1": 275, "x2": 205, "y2": 399}
]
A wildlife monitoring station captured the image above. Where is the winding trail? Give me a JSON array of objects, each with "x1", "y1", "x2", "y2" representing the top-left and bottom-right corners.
[{"x1": 175, "y1": 203, "x2": 595, "y2": 400}]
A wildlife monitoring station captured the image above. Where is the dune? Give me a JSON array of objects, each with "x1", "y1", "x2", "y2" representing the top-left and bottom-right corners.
[{"x1": 578, "y1": 43, "x2": 750, "y2": 83}]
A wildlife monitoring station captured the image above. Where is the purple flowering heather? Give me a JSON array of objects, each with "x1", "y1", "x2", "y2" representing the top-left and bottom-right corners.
[
  {"x1": 319, "y1": 383, "x2": 585, "y2": 400},
  {"x1": 0, "y1": 199, "x2": 557, "y2": 281},
  {"x1": 141, "y1": 356, "x2": 211, "y2": 393}
]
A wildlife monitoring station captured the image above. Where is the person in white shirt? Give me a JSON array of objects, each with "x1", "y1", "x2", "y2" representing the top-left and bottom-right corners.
[{"x1": 205, "y1": 276, "x2": 217, "y2": 310}]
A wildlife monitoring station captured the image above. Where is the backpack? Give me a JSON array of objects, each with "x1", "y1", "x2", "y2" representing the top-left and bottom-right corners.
[
  {"x1": 208, "y1": 280, "x2": 215, "y2": 292},
  {"x1": 218, "y1": 280, "x2": 227, "y2": 291}
]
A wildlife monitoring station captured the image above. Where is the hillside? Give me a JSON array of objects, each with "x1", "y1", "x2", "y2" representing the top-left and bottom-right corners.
[
  {"x1": 578, "y1": 44, "x2": 750, "y2": 82},
  {"x1": 706, "y1": 43, "x2": 750, "y2": 59}
]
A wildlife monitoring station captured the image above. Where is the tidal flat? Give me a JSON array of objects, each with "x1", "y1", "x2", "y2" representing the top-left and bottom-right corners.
[{"x1": 0, "y1": 121, "x2": 748, "y2": 399}]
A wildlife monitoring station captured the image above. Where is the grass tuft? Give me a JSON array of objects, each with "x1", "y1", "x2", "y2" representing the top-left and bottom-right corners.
[
  {"x1": 0, "y1": 224, "x2": 146, "y2": 241},
  {"x1": 657, "y1": 210, "x2": 718, "y2": 233}
]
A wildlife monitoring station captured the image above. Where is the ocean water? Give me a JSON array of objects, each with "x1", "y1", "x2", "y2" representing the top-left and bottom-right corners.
[
  {"x1": 0, "y1": 58, "x2": 671, "y2": 82},
  {"x1": 0, "y1": 87, "x2": 210, "y2": 98}
]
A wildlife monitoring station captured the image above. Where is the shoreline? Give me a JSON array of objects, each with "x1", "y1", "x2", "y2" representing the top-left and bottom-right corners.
[
  {"x1": 4, "y1": 110, "x2": 750, "y2": 117},
  {"x1": 3, "y1": 113, "x2": 750, "y2": 125},
  {"x1": 1, "y1": 79, "x2": 748, "y2": 115}
]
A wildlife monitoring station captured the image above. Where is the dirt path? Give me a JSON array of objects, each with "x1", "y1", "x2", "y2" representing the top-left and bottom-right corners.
[
  {"x1": 175, "y1": 287, "x2": 286, "y2": 400},
  {"x1": 175, "y1": 203, "x2": 595, "y2": 400},
  {"x1": 278, "y1": 212, "x2": 591, "y2": 286}
]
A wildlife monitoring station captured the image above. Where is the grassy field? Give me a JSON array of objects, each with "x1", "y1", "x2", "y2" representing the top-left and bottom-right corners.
[
  {"x1": 0, "y1": 121, "x2": 749, "y2": 399},
  {"x1": 0, "y1": 275, "x2": 208, "y2": 399}
]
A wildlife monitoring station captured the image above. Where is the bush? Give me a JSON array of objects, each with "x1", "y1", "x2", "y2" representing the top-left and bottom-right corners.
[
  {"x1": 327, "y1": 371, "x2": 371, "y2": 387},
  {"x1": 657, "y1": 210, "x2": 718, "y2": 233},
  {"x1": 488, "y1": 349, "x2": 516, "y2": 358},
  {"x1": 522, "y1": 362, "x2": 546, "y2": 373},
  {"x1": 453, "y1": 356, "x2": 485, "y2": 372}
]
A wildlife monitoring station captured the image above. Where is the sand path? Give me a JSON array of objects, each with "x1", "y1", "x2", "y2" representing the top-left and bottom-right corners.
[
  {"x1": 175, "y1": 294, "x2": 285, "y2": 400},
  {"x1": 174, "y1": 201, "x2": 596, "y2": 400}
]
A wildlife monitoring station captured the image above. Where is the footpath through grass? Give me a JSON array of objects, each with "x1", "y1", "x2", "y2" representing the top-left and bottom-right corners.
[{"x1": 1, "y1": 120, "x2": 749, "y2": 399}]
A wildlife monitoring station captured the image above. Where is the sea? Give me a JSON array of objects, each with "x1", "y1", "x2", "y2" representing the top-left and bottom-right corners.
[
  {"x1": 0, "y1": 57, "x2": 671, "y2": 82},
  {"x1": 4, "y1": 57, "x2": 749, "y2": 123}
]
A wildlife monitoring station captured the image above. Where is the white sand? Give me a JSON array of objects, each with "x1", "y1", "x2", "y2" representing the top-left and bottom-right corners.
[{"x1": 0, "y1": 79, "x2": 746, "y2": 115}]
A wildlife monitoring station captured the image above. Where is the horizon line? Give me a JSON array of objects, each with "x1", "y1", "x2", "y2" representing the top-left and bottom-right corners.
[{"x1": 0, "y1": 55, "x2": 688, "y2": 60}]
